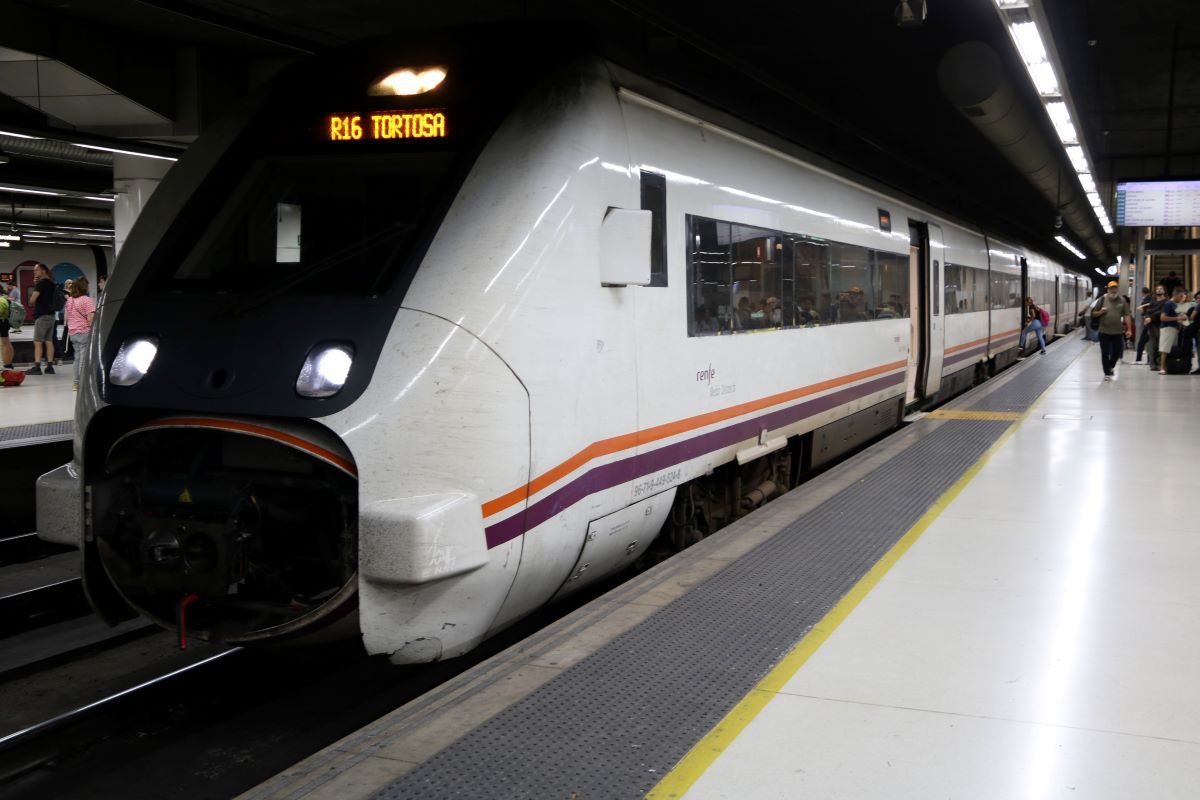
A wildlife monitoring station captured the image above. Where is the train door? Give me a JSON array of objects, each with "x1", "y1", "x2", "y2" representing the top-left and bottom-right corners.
[
  {"x1": 904, "y1": 221, "x2": 945, "y2": 405},
  {"x1": 925, "y1": 222, "x2": 946, "y2": 392},
  {"x1": 1019, "y1": 257, "x2": 1029, "y2": 312},
  {"x1": 1054, "y1": 276, "x2": 1061, "y2": 334}
]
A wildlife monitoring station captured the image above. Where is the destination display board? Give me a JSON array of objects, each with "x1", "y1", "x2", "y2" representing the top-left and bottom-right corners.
[
  {"x1": 1116, "y1": 180, "x2": 1200, "y2": 226},
  {"x1": 325, "y1": 109, "x2": 447, "y2": 142}
]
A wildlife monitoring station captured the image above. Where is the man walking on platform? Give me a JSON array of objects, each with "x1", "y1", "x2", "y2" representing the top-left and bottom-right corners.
[{"x1": 1092, "y1": 280, "x2": 1129, "y2": 380}]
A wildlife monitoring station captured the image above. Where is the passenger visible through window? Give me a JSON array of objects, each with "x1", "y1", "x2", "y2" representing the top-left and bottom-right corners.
[{"x1": 687, "y1": 214, "x2": 910, "y2": 336}]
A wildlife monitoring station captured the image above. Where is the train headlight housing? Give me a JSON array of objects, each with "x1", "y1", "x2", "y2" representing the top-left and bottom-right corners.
[
  {"x1": 109, "y1": 336, "x2": 159, "y2": 386},
  {"x1": 296, "y1": 343, "x2": 354, "y2": 398}
]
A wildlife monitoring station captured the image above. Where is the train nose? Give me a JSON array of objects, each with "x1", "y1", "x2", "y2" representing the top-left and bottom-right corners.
[{"x1": 93, "y1": 416, "x2": 360, "y2": 644}]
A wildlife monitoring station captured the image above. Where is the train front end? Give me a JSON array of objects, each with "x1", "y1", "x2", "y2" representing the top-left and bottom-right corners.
[{"x1": 34, "y1": 33, "x2": 547, "y2": 649}]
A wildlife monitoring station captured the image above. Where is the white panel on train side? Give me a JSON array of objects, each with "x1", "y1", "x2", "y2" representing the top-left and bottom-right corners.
[
  {"x1": 937, "y1": 223, "x2": 990, "y2": 377},
  {"x1": 987, "y1": 238, "x2": 1025, "y2": 354},
  {"x1": 617, "y1": 92, "x2": 911, "y2": 484}
]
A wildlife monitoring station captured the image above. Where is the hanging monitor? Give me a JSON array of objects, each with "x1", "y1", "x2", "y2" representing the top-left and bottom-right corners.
[{"x1": 1115, "y1": 180, "x2": 1200, "y2": 227}]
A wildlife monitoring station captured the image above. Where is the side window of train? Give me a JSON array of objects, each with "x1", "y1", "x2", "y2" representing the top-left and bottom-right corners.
[
  {"x1": 640, "y1": 171, "x2": 668, "y2": 287},
  {"x1": 685, "y1": 213, "x2": 911, "y2": 336},
  {"x1": 944, "y1": 264, "x2": 990, "y2": 314},
  {"x1": 931, "y1": 260, "x2": 940, "y2": 315},
  {"x1": 944, "y1": 263, "x2": 960, "y2": 314}
]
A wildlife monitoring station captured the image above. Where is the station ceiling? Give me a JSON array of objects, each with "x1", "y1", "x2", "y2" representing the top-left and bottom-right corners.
[{"x1": 1, "y1": 0, "x2": 1197, "y2": 273}]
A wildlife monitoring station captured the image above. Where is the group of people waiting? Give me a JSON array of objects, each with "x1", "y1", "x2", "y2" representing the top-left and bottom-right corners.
[
  {"x1": 1018, "y1": 279, "x2": 1199, "y2": 379},
  {"x1": 0, "y1": 262, "x2": 99, "y2": 389},
  {"x1": 1132, "y1": 282, "x2": 1199, "y2": 375}
]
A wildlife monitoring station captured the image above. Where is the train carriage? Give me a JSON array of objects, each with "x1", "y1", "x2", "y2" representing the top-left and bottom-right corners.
[{"x1": 37, "y1": 33, "x2": 1083, "y2": 662}]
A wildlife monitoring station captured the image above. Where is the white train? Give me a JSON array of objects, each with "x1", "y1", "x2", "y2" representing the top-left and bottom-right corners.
[{"x1": 38, "y1": 38, "x2": 1088, "y2": 661}]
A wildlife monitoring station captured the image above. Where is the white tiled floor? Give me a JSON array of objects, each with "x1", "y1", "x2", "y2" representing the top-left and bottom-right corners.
[
  {"x1": 1, "y1": 366, "x2": 77, "y2": 426},
  {"x1": 685, "y1": 344, "x2": 1200, "y2": 799}
]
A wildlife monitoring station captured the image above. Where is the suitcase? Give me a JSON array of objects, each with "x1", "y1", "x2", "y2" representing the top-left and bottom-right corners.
[{"x1": 1165, "y1": 351, "x2": 1192, "y2": 375}]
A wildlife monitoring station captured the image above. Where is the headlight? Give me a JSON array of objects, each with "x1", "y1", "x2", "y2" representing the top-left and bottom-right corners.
[
  {"x1": 109, "y1": 336, "x2": 159, "y2": 387},
  {"x1": 296, "y1": 343, "x2": 354, "y2": 398}
]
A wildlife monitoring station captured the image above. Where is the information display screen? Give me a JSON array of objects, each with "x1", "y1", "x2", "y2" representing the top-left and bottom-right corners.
[
  {"x1": 325, "y1": 110, "x2": 448, "y2": 142},
  {"x1": 1115, "y1": 180, "x2": 1200, "y2": 226}
]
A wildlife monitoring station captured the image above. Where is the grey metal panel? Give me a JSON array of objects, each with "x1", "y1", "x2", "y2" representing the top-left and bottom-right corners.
[{"x1": 373, "y1": 339, "x2": 1086, "y2": 800}]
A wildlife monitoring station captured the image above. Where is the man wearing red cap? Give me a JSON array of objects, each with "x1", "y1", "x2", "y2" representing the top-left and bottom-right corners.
[{"x1": 1091, "y1": 280, "x2": 1129, "y2": 380}]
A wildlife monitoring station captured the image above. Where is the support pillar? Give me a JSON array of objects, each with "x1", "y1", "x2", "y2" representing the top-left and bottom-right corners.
[{"x1": 113, "y1": 153, "x2": 173, "y2": 262}]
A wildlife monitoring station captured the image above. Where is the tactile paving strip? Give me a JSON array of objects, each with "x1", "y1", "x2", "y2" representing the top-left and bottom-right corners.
[
  {"x1": 0, "y1": 421, "x2": 73, "y2": 449},
  {"x1": 373, "y1": 337, "x2": 1088, "y2": 800}
]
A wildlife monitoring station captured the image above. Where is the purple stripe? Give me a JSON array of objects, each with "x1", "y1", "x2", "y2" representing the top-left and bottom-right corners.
[
  {"x1": 943, "y1": 342, "x2": 989, "y2": 366},
  {"x1": 484, "y1": 372, "x2": 903, "y2": 548}
]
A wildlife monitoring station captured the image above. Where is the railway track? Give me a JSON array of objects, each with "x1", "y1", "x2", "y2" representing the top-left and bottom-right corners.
[
  {"x1": 0, "y1": 553, "x2": 88, "y2": 638},
  {"x1": 0, "y1": 533, "x2": 71, "y2": 569}
]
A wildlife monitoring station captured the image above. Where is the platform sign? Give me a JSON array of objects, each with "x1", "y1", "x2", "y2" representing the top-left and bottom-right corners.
[
  {"x1": 1115, "y1": 180, "x2": 1200, "y2": 226},
  {"x1": 0, "y1": 232, "x2": 23, "y2": 250}
]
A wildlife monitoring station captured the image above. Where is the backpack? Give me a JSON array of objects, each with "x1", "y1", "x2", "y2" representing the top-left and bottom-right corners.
[
  {"x1": 1, "y1": 369, "x2": 25, "y2": 387},
  {"x1": 1037, "y1": 307, "x2": 1050, "y2": 327},
  {"x1": 0, "y1": 295, "x2": 7, "y2": 320},
  {"x1": 52, "y1": 284, "x2": 66, "y2": 313}
]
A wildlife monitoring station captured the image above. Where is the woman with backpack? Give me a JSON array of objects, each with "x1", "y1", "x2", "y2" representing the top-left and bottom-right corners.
[{"x1": 1018, "y1": 296, "x2": 1048, "y2": 356}]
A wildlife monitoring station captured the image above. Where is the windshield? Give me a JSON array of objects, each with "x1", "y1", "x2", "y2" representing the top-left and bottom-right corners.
[{"x1": 154, "y1": 152, "x2": 455, "y2": 297}]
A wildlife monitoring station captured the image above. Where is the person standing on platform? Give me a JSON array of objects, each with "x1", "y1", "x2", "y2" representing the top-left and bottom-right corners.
[
  {"x1": 4, "y1": 280, "x2": 23, "y2": 333},
  {"x1": 25, "y1": 262, "x2": 57, "y2": 375},
  {"x1": 1092, "y1": 280, "x2": 1129, "y2": 380},
  {"x1": 0, "y1": 289, "x2": 12, "y2": 369},
  {"x1": 64, "y1": 277, "x2": 95, "y2": 391},
  {"x1": 1157, "y1": 286, "x2": 1190, "y2": 375},
  {"x1": 1137, "y1": 285, "x2": 1166, "y2": 365},
  {"x1": 1161, "y1": 271, "x2": 1180, "y2": 297}
]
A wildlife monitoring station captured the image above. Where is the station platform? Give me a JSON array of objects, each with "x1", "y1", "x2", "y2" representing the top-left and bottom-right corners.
[
  {"x1": 0, "y1": 365, "x2": 76, "y2": 449},
  {"x1": 229, "y1": 336, "x2": 1192, "y2": 798}
]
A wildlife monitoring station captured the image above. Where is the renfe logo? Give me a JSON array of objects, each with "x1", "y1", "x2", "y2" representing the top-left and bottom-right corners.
[{"x1": 696, "y1": 364, "x2": 716, "y2": 384}]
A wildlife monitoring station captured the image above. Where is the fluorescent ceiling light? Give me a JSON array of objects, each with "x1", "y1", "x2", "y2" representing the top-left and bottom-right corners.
[
  {"x1": 996, "y1": 0, "x2": 1029, "y2": 7},
  {"x1": 1078, "y1": 174, "x2": 1097, "y2": 193},
  {"x1": 1045, "y1": 101, "x2": 1072, "y2": 127},
  {"x1": 16, "y1": 222, "x2": 114, "y2": 233},
  {"x1": 0, "y1": 185, "x2": 63, "y2": 196},
  {"x1": 1045, "y1": 101, "x2": 1077, "y2": 143},
  {"x1": 71, "y1": 142, "x2": 179, "y2": 162},
  {"x1": 1051, "y1": 119, "x2": 1077, "y2": 144},
  {"x1": 84, "y1": 195, "x2": 116, "y2": 202},
  {"x1": 1055, "y1": 235, "x2": 1086, "y2": 259},
  {"x1": 0, "y1": 129, "x2": 43, "y2": 140},
  {"x1": 1011, "y1": 21, "x2": 1047, "y2": 65},
  {"x1": 1065, "y1": 146, "x2": 1089, "y2": 173},
  {"x1": 1028, "y1": 62, "x2": 1060, "y2": 96}
]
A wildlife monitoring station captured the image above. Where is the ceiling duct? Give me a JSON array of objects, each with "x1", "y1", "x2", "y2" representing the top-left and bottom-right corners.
[
  {"x1": 937, "y1": 41, "x2": 1108, "y2": 263},
  {"x1": 0, "y1": 134, "x2": 112, "y2": 168},
  {"x1": 7, "y1": 204, "x2": 113, "y2": 229}
]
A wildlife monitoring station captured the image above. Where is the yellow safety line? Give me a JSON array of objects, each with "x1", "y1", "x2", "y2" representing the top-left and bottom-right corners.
[
  {"x1": 645, "y1": 345, "x2": 1089, "y2": 800},
  {"x1": 926, "y1": 409, "x2": 1022, "y2": 421}
]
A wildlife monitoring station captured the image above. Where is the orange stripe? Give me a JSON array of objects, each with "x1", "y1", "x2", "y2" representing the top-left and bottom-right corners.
[
  {"x1": 481, "y1": 359, "x2": 906, "y2": 519},
  {"x1": 944, "y1": 334, "x2": 989, "y2": 355},
  {"x1": 945, "y1": 326, "x2": 1021, "y2": 356},
  {"x1": 140, "y1": 417, "x2": 358, "y2": 477}
]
